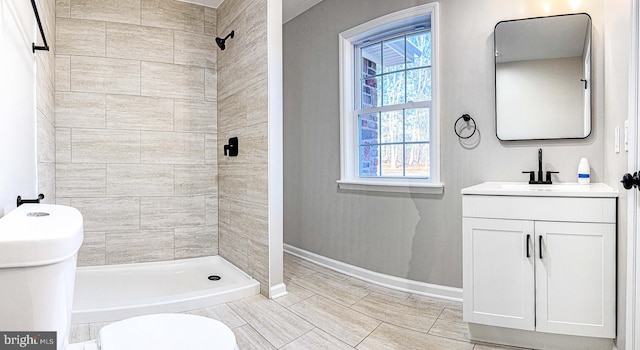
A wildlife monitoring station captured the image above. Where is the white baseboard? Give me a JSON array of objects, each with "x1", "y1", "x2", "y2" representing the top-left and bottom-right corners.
[
  {"x1": 269, "y1": 283, "x2": 288, "y2": 299},
  {"x1": 284, "y1": 244, "x2": 462, "y2": 301}
]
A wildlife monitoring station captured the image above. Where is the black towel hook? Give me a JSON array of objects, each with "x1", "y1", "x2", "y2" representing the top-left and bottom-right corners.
[{"x1": 454, "y1": 114, "x2": 477, "y2": 139}]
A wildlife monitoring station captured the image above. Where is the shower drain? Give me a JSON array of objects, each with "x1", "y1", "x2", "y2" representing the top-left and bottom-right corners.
[{"x1": 208, "y1": 275, "x2": 221, "y2": 281}]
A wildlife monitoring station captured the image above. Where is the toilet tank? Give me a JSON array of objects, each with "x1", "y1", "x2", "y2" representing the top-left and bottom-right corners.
[{"x1": 0, "y1": 204, "x2": 83, "y2": 350}]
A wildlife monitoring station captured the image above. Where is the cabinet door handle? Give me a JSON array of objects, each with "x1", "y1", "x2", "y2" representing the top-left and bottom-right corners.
[
  {"x1": 539, "y1": 235, "x2": 543, "y2": 259},
  {"x1": 526, "y1": 234, "x2": 531, "y2": 258}
]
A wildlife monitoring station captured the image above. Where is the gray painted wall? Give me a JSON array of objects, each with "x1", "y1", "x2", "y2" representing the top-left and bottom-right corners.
[{"x1": 283, "y1": 0, "x2": 605, "y2": 288}]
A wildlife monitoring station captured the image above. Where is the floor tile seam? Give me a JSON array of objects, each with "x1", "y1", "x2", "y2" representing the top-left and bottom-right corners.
[
  {"x1": 344, "y1": 306, "x2": 437, "y2": 336},
  {"x1": 426, "y1": 307, "x2": 446, "y2": 334},
  {"x1": 276, "y1": 327, "x2": 315, "y2": 349},
  {"x1": 285, "y1": 296, "x2": 384, "y2": 347},
  {"x1": 225, "y1": 301, "x2": 254, "y2": 332},
  {"x1": 353, "y1": 320, "x2": 384, "y2": 348},
  {"x1": 307, "y1": 293, "x2": 388, "y2": 324},
  {"x1": 243, "y1": 323, "x2": 281, "y2": 350},
  {"x1": 349, "y1": 294, "x2": 446, "y2": 320}
]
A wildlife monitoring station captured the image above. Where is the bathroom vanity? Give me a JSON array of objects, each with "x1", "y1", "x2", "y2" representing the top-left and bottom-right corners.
[{"x1": 462, "y1": 182, "x2": 617, "y2": 348}]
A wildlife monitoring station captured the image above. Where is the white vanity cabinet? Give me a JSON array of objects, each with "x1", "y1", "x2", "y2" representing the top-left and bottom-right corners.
[{"x1": 462, "y1": 183, "x2": 617, "y2": 339}]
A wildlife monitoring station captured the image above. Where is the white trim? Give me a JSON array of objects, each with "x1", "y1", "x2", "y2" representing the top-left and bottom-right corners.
[
  {"x1": 267, "y1": 0, "x2": 285, "y2": 298},
  {"x1": 337, "y1": 179, "x2": 443, "y2": 194},
  {"x1": 629, "y1": 1, "x2": 640, "y2": 349},
  {"x1": 269, "y1": 283, "x2": 288, "y2": 299},
  {"x1": 338, "y1": 3, "x2": 441, "y2": 192},
  {"x1": 284, "y1": 244, "x2": 463, "y2": 301}
]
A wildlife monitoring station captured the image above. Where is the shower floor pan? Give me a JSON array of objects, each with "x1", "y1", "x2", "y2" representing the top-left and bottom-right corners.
[{"x1": 71, "y1": 256, "x2": 259, "y2": 324}]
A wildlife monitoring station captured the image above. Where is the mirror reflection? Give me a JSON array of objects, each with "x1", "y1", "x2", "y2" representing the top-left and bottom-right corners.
[{"x1": 495, "y1": 13, "x2": 591, "y2": 141}]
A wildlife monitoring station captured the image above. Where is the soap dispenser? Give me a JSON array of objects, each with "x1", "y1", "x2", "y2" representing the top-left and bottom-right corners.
[{"x1": 578, "y1": 158, "x2": 590, "y2": 184}]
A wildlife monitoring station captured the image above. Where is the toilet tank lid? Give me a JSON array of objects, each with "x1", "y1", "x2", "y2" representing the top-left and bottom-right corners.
[{"x1": 0, "y1": 204, "x2": 83, "y2": 268}]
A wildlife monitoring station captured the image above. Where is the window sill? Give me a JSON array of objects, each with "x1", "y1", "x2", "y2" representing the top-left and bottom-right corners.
[{"x1": 337, "y1": 179, "x2": 444, "y2": 194}]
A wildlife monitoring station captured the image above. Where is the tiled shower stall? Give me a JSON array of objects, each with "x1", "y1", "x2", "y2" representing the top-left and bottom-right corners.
[{"x1": 34, "y1": 0, "x2": 280, "y2": 297}]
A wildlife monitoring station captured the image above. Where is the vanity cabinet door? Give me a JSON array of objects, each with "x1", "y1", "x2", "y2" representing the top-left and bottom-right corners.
[
  {"x1": 534, "y1": 221, "x2": 615, "y2": 338},
  {"x1": 463, "y1": 218, "x2": 535, "y2": 330}
]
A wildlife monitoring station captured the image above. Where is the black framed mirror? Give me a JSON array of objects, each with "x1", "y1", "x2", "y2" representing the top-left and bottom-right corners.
[{"x1": 495, "y1": 13, "x2": 592, "y2": 141}]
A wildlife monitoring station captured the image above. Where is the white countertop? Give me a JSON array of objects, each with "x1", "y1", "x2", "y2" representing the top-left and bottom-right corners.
[{"x1": 461, "y1": 182, "x2": 619, "y2": 198}]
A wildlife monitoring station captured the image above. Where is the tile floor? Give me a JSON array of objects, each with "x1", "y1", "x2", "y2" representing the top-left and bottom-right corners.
[{"x1": 70, "y1": 253, "x2": 529, "y2": 349}]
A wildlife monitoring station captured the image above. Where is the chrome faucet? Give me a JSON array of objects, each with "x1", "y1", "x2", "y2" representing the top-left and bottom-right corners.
[{"x1": 522, "y1": 148, "x2": 559, "y2": 184}]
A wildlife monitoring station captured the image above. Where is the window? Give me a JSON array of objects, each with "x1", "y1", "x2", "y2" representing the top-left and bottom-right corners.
[{"x1": 338, "y1": 4, "x2": 441, "y2": 194}]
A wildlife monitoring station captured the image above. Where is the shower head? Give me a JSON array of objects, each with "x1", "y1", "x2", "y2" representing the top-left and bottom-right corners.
[{"x1": 215, "y1": 31, "x2": 234, "y2": 50}]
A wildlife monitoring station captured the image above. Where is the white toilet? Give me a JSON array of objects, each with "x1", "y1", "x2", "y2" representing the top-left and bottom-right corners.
[
  {"x1": 0, "y1": 203, "x2": 237, "y2": 350},
  {"x1": 82, "y1": 313, "x2": 238, "y2": 350},
  {"x1": 0, "y1": 204, "x2": 83, "y2": 350}
]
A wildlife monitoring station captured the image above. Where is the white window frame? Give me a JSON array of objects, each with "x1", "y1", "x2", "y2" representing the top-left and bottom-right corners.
[{"x1": 337, "y1": 3, "x2": 442, "y2": 194}]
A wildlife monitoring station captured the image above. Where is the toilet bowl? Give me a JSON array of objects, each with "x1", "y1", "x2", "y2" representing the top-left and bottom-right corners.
[
  {"x1": 71, "y1": 313, "x2": 238, "y2": 350},
  {"x1": 0, "y1": 204, "x2": 83, "y2": 350}
]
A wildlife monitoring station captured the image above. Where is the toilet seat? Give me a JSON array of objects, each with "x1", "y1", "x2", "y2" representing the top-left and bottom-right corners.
[{"x1": 98, "y1": 313, "x2": 238, "y2": 350}]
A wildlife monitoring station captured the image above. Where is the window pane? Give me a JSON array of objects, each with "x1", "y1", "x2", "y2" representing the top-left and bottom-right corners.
[
  {"x1": 405, "y1": 108, "x2": 429, "y2": 142},
  {"x1": 381, "y1": 111, "x2": 403, "y2": 143},
  {"x1": 361, "y1": 43, "x2": 382, "y2": 78},
  {"x1": 383, "y1": 37, "x2": 405, "y2": 73},
  {"x1": 383, "y1": 72, "x2": 405, "y2": 106},
  {"x1": 361, "y1": 76, "x2": 382, "y2": 108},
  {"x1": 406, "y1": 67, "x2": 431, "y2": 102},
  {"x1": 358, "y1": 113, "x2": 379, "y2": 145},
  {"x1": 381, "y1": 144, "x2": 404, "y2": 177},
  {"x1": 359, "y1": 145, "x2": 379, "y2": 176},
  {"x1": 407, "y1": 31, "x2": 431, "y2": 69},
  {"x1": 405, "y1": 143, "x2": 430, "y2": 177}
]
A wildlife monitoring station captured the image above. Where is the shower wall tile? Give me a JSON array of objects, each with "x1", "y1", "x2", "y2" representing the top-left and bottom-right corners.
[
  {"x1": 56, "y1": 18, "x2": 106, "y2": 57},
  {"x1": 106, "y1": 164, "x2": 174, "y2": 197},
  {"x1": 55, "y1": 55, "x2": 71, "y2": 91},
  {"x1": 175, "y1": 226, "x2": 218, "y2": 259},
  {"x1": 106, "y1": 229, "x2": 175, "y2": 264},
  {"x1": 174, "y1": 99, "x2": 216, "y2": 133},
  {"x1": 70, "y1": 56, "x2": 141, "y2": 95},
  {"x1": 36, "y1": 58, "x2": 55, "y2": 124},
  {"x1": 141, "y1": 62, "x2": 205, "y2": 100},
  {"x1": 205, "y1": 68, "x2": 217, "y2": 102},
  {"x1": 218, "y1": 0, "x2": 270, "y2": 296},
  {"x1": 37, "y1": 111, "x2": 56, "y2": 163},
  {"x1": 174, "y1": 165, "x2": 217, "y2": 196},
  {"x1": 106, "y1": 95, "x2": 174, "y2": 131},
  {"x1": 72, "y1": 197, "x2": 140, "y2": 231},
  {"x1": 55, "y1": 0, "x2": 218, "y2": 266},
  {"x1": 70, "y1": 0, "x2": 141, "y2": 25},
  {"x1": 106, "y1": 22, "x2": 173, "y2": 63},
  {"x1": 71, "y1": 129, "x2": 141, "y2": 164},
  {"x1": 56, "y1": 198, "x2": 72, "y2": 206},
  {"x1": 37, "y1": 162, "x2": 56, "y2": 204},
  {"x1": 77, "y1": 231, "x2": 106, "y2": 266},
  {"x1": 56, "y1": 128, "x2": 71, "y2": 163},
  {"x1": 204, "y1": 133, "x2": 217, "y2": 165},
  {"x1": 174, "y1": 31, "x2": 216, "y2": 69},
  {"x1": 56, "y1": 163, "x2": 107, "y2": 197},
  {"x1": 140, "y1": 196, "x2": 205, "y2": 228},
  {"x1": 219, "y1": 220, "x2": 248, "y2": 271},
  {"x1": 204, "y1": 8, "x2": 216, "y2": 37},
  {"x1": 248, "y1": 239, "x2": 270, "y2": 296},
  {"x1": 141, "y1": 0, "x2": 204, "y2": 34},
  {"x1": 205, "y1": 195, "x2": 218, "y2": 226},
  {"x1": 140, "y1": 131, "x2": 204, "y2": 164},
  {"x1": 56, "y1": 0, "x2": 70, "y2": 17},
  {"x1": 55, "y1": 92, "x2": 106, "y2": 128},
  {"x1": 217, "y1": 93, "x2": 247, "y2": 132}
]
